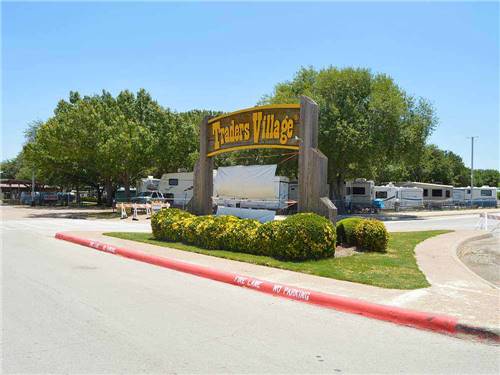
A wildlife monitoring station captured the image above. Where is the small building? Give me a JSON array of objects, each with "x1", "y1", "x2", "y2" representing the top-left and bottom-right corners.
[{"x1": 0, "y1": 179, "x2": 57, "y2": 202}]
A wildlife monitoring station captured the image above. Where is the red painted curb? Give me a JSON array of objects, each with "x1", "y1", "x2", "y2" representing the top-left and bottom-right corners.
[{"x1": 56, "y1": 233, "x2": 468, "y2": 337}]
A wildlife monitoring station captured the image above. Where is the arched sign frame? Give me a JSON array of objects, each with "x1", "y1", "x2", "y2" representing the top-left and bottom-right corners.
[{"x1": 191, "y1": 96, "x2": 337, "y2": 222}]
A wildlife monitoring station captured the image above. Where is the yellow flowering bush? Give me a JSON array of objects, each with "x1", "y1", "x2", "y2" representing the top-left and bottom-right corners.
[
  {"x1": 151, "y1": 209, "x2": 337, "y2": 261},
  {"x1": 271, "y1": 213, "x2": 336, "y2": 261},
  {"x1": 151, "y1": 208, "x2": 194, "y2": 242},
  {"x1": 255, "y1": 220, "x2": 282, "y2": 255},
  {"x1": 219, "y1": 218, "x2": 261, "y2": 254},
  {"x1": 352, "y1": 219, "x2": 389, "y2": 252}
]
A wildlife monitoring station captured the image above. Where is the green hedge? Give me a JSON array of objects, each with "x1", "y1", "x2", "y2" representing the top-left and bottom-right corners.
[
  {"x1": 270, "y1": 213, "x2": 336, "y2": 261},
  {"x1": 353, "y1": 219, "x2": 389, "y2": 252},
  {"x1": 336, "y1": 217, "x2": 389, "y2": 252},
  {"x1": 336, "y1": 217, "x2": 363, "y2": 245},
  {"x1": 151, "y1": 208, "x2": 194, "y2": 242},
  {"x1": 151, "y1": 209, "x2": 336, "y2": 261}
]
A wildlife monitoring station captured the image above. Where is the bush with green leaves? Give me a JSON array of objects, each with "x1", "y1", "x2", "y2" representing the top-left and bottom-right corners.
[
  {"x1": 254, "y1": 220, "x2": 282, "y2": 256},
  {"x1": 219, "y1": 217, "x2": 261, "y2": 254},
  {"x1": 151, "y1": 209, "x2": 337, "y2": 261},
  {"x1": 353, "y1": 219, "x2": 389, "y2": 252},
  {"x1": 270, "y1": 213, "x2": 336, "y2": 261},
  {"x1": 151, "y1": 208, "x2": 194, "y2": 242},
  {"x1": 336, "y1": 217, "x2": 363, "y2": 245}
]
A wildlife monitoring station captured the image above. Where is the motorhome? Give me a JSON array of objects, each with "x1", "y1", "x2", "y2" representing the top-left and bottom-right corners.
[
  {"x1": 399, "y1": 182, "x2": 452, "y2": 208},
  {"x1": 453, "y1": 186, "x2": 497, "y2": 207},
  {"x1": 213, "y1": 165, "x2": 289, "y2": 211},
  {"x1": 136, "y1": 176, "x2": 160, "y2": 193},
  {"x1": 345, "y1": 179, "x2": 375, "y2": 210}
]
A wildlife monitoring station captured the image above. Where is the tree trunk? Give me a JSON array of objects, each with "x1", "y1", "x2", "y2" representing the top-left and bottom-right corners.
[
  {"x1": 331, "y1": 173, "x2": 346, "y2": 214},
  {"x1": 97, "y1": 186, "x2": 103, "y2": 206},
  {"x1": 124, "y1": 174, "x2": 130, "y2": 200},
  {"x1": 105, "y1": 179, "x2": 114, "y2": 207},
  {"x1": 76, "y1": 184, "x2": 81, "y2": 206}
]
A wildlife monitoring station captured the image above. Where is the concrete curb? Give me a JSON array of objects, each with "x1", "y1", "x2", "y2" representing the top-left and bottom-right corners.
[{"x1": 55, "y1": 232, "x2": 499, "y2": 344}]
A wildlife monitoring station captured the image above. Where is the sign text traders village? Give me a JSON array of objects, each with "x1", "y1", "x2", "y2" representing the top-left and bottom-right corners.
[{"x1": 206, "y1": 104, "x2": 301, "y2": 157}]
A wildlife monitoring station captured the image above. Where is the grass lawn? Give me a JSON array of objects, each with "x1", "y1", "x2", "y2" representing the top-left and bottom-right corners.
[{"x1": 103, "y1": 230, "x2": 450, "y2": 289}]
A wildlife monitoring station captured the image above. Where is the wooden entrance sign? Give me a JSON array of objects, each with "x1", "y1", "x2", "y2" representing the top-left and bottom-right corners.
[{"x1": 191, "y1": 96, "x2": 337, "y2": 222}]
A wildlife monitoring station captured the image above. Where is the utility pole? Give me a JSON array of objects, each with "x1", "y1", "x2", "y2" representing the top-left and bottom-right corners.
[
  {"x1": 31, "y1": 169, "x2": 36, "y2": 206},
  {"x1": 467, "y1": 136, "x2": 477, "y2": 189}
]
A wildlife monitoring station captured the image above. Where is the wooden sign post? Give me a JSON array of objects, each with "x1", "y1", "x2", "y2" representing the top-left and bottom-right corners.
[{"x1": 191, "y1": 96, "x2": 337, "y2": 222}]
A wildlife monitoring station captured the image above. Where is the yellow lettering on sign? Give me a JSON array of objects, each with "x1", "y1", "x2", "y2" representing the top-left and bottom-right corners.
[
  {"x1": 212, "y1": 121, "x2": 221, "y2": 150},
  {"x1": 243, "y1": 122, "x2": 250, "y2": 140},
  {"x1": 210, "y1": 108, "x2": 297, "y2": 155},
  {"x1": 252, "y1": 112, "x2": 262, "y2": 144}
]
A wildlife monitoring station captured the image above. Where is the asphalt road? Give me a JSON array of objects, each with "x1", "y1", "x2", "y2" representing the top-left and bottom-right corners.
[
  {"x1": 384, "y1": 214, "x2": 484, "y2": 232},
  {"x1": 2, "y1": 207, "x2": 499, "y2": 373}
]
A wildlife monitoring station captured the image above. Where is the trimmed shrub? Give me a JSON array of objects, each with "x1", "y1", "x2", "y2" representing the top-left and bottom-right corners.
[
  {"x1": 353, "y1": 219, "x2": 389, "y2": 252},
  {"x1": 151, "y1": 208, "x2": 194, "y2": 242},
  {"x1": 220, "y1": 218, "x2": 261, "y2": 254},
  {"x1": 151, "y1": 209, "x2": 337, "y2": 261},
  {"x1": 254, "y1": 220, "x2": 282, "y2": 256},
  {"x1": 336, "y1": 217, "x2": 363, "y2": 245},
  {"x1": 182, "y1": 215, "x2": 214, "y2": 247},
  {"x1": 270, "y1": 213, "x2": 336, "y2": 261}
]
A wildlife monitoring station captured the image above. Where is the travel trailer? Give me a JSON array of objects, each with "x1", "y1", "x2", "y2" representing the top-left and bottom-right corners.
[
  {"x1": 213, "y1": 164, "x2": 290, "y2": 211},
  {"x1": 373, "y1": 184, "x2": 399, "y2": 209},
  {"x1": 136, "y1": 176, "x2": 160, "y2": 193},
  {"x1": 345, "y1": 179, "x2": 375, "y2": 210},
  {"x1": 159, "y1": 172, "x2": 198, "y2": 208},
  {"x1": 399, "y1": 182, "x2": 453, "y2": 208},
  {"x1": 373, "y1": 183, "x2": 423, "y2": 210},
  {"x1": 396, "y1": 186, "x2": 424, "y2": 209},
  {"x1": 453, "y1": 186, "x2": 497, "y2": 207}
]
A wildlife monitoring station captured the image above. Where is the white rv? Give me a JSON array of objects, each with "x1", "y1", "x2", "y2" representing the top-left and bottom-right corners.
[
  {"x1": 345, "y1": 179, "x2": 375, "y2": 210},
  {"x1": 159, "y1": 172, "x2": 196, "y2": 208},
  {"x1": 453, "y1": 186, "x2": 497, "y2": 207},
  {"x1": 373, "y1": 183, "x2": 423, "y2": 210},
  {"x1": 373, "y1": 184, "x2": 399, "y2": 209},
  {"x1": 399, "y1": 182, "x2": 453, "y2": 208},
  {"x1": 213, "y1": 164, "x2": 289, "y2": 211},
  {"x1": 136, "y1": 176, "x2": 160, "y2": 193},
  {"x1": 397, "y1": 186, "x2": 424, "y2": 209}
]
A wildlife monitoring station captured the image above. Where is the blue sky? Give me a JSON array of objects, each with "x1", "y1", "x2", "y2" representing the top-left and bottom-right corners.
[{"x1": 2, "y1": 1, "x2": 499, "y2": 169}]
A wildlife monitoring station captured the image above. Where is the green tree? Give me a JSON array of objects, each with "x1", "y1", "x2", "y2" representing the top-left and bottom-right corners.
[
  {"x1": 261, "y1": 66, "x2": 437, "y2": 206},
  {"x1": 474, "y1": 169, "x2": 500, "y2": 187},
  {"x1": 22, "y1": 89, "x2": 204, "y2": 205}
]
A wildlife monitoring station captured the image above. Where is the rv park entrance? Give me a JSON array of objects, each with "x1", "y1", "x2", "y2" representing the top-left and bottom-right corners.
[{"x1": 190, "y1": 96, "x2": 337, "y2": 222}]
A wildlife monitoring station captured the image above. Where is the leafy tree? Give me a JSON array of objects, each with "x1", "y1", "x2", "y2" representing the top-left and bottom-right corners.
[
  {"x1": 22, "y1": 89, "x2": 207, "y2": 205},
  {"x1": 474, "y1": 169, "x2": 500, "y2": 187},
  {"x1": 261, "y1": 66, "x2": 437, "y2": 207},
  {"x1": 0, "y1": 157, "x2": 20, "y2": 179}
]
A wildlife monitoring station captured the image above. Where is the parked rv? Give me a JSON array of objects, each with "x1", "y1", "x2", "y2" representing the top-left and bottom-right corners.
[
  {"x1": 398, "y1": 182, "x2": 453, "y2": 208},
  {"x1": 345, "y1": 179, "x2": 375, "y2": 211},
  {"x1": 159, "y1": 172, "x2": 199, "y2": 208},
  {"x1": 373, "y1": 183, "x2": 423, "y2": 210},
  {"x1": 453, "y1": 186, "x2": 497, "y2": 207}
]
